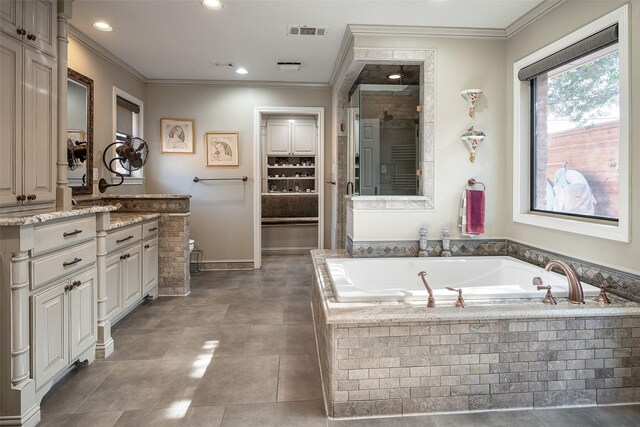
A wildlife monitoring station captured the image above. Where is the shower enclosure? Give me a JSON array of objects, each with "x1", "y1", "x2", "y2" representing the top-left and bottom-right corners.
[{"x1": 348, "y1": 83, "x2": 420, "y2": 196}]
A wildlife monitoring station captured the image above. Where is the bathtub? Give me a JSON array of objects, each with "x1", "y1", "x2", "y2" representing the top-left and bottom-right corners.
[{"x1": 326, "y1": 256, "x2": 600, "y2": 303}]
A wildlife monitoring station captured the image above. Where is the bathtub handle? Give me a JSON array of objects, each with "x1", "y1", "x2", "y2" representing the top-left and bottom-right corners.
[
  {"x1": 594, "y1": 284, "x2": 617, "y2": 304},
  {"x1": 536, "y1": 284, "x2": 557, "y2": 305},
  {"x1": 445, "y1": 287, "x2": 465, "y2": 308}
]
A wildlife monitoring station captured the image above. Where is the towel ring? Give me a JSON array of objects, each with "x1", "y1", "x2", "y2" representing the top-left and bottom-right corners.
[{"x1": 468, "y1": 178, "x2": 486, "y2": 191}]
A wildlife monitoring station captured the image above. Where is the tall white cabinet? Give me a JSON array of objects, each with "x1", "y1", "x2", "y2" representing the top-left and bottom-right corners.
[{"x1": 0, "y1": 0, "x2": 57, "y2": 210}]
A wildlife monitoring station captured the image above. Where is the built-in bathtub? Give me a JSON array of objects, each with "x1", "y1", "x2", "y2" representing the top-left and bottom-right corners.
[
  {"x1": 326, "y1": 256, "x2": 601, "y2": 303},
  {"x1": 311, "y1": 250, "x2": 640, "y2": 419}
]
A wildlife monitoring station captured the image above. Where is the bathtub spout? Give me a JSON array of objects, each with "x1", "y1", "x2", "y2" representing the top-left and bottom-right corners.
[
  {"x1": 418, "y1": 271, "x2": 436, "y2": 308},
  {"x1": 544, "y1": 260, "x2": 584, "y2": 304}
]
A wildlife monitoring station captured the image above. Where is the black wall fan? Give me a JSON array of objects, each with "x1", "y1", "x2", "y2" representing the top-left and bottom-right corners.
[{"x1": 99, "y1": 137, "x2": 150, "y2": 193}]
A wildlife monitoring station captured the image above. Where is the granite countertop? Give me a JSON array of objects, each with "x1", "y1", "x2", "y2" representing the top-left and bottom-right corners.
[
  {"x1": 311, "y1": 250, "x2": 640, "y2": 324},
  {"x1": 0, "y1": 205, "x2": 116, "y2": 226},
  {"x1": 99, "y1": 194, "x2": 191, "y2": 199},
  {"x1": 109, "y1": 212, "x2": 161, "y2": 230}
]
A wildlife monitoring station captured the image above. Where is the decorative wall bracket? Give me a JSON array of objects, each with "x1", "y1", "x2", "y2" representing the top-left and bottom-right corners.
[
  {"x1": 460, "y1": 89, "x2": 483, "y2": 117},
  {"x1": 460, "y1": 126, "x2": 486, "y2": 163}
]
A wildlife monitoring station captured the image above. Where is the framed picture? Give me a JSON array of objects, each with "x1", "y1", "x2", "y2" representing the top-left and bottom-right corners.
[
  {"x1": 67, "y1": 129, "x2": 85, "y2": 143},
  {"x1": 205, "y1": 132, "x2": 239, "y2": 167},
  {"x1": 160, "y1": 118, "x2": 195, "y2": 153}
]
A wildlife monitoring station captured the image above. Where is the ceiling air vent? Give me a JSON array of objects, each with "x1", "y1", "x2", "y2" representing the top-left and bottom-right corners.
[
  {"x1": 287, "y1": 25, "x2": 328, "y2": 36},
  {"x1": 214, "y1": 62, "x2": 235, "y2": 67},
  {"x1": 277, "y1": 61, "x2": 301, "y2": 73}
]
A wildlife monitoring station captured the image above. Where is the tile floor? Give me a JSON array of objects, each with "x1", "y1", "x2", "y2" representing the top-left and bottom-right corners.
[{"x1": 39, "y1": 254, "x2": 640, "y2": 426}]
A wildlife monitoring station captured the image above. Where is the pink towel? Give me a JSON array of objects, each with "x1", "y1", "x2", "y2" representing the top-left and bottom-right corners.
[{"x1": 465, "y1": 189, "x2": 485, "y2": 234}]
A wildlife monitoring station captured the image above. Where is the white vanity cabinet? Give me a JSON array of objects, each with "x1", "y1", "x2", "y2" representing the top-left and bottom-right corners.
[
  {"x1": 32, "y1": 268, "x2": 96, "y2": 390},
  {"x1": 105, "y1": 218, "x2": 159, "y2": 324},
  {"x1": 0, "y1": 0, "x2": 57, "y2": 56},
  {"x1": 0, "y1": 31, "x2": 56, "y2": 209},
  {"x1": 266, "y1": 119, "x2": 316, "y2": 155}
]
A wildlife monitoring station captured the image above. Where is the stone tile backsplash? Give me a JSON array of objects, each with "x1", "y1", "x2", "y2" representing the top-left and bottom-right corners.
[{"x1": 346, "y1": 237, "x2": 640, "y2": 303}]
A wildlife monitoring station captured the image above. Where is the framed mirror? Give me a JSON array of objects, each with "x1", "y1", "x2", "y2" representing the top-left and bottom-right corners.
[{"x1": 67, "y1": 68, "x2": 94, "y2": 195}]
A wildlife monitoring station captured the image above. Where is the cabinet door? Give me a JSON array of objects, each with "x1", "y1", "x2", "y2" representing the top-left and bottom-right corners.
[
  {"x1": 23, "y1": 0, "x2": 55, "y2": 56},
  {"x1": 292, "y1": 122, "x2": 316, "y2": 155},
  {"x1": 105, "y1": 252, "x2": 123, "y2": 322},
  {"x1": 123, "y1": 244, "x2": 142, "y2": 310},
  {"x1": 0, "y1": 0, "x2": 22, "y2": 39},
  {"x1": 0, "y1": 34, "x2": 22, "y2": 206},
  {"x1": 266, "y1": 122, "x2": 291, "y2": 155},
  {"x1": 142, "y1": 238, "x2": 158, "y2": 294},
  {"x1": 69, "y1": 269, "x2": 97, "y2": 360},
  {"x1": 22, "y1": 46, "x2": 56, "y2": 205},
  {"x1": 32, "y1": 280, "x2": 68, "y2": 389}
]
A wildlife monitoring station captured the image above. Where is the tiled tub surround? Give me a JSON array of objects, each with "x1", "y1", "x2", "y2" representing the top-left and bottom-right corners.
[
  {"x1": 346, "y1": 237, "x2": 640, "y2": 303},
  {"x1": 79, "y1": 195, "x2": 191, "y2": 296},
  {"x1": 311, "y1": 250, "x2": 640, "y2": 419}
]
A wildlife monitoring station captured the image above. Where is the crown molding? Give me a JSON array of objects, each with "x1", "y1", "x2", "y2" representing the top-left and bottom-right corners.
[
  {"x1": 506, "y1": 0, "x2": 565, "y2": 38},
  {"x1": 347, "y1": 24, "x2": 506, "y2": 39},
  {"x1": 145, "y1": 79, "x2": 330, "y2": 89},
  {"x1": 68, "y1": 25, "x2": 148, "y2": 84},
  {"x1": 329, "y1": 26, "x2": 356, "y2": 88}
]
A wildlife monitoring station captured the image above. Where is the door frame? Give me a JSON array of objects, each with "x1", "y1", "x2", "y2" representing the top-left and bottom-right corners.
[{"x1": 253, "y1": 106, "x2": 325, "y2": 269}]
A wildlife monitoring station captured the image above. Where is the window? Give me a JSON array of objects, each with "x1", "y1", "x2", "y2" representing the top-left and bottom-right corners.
[
  {"x1": 530, "y1": 37, "x2": 619, "y2": 221},
  {"x1": 113, "y1": 88, "x2": 144, "y2": 182},
  {"x1": 512, "y1": 6, "x2": 629, "y2": 242}
]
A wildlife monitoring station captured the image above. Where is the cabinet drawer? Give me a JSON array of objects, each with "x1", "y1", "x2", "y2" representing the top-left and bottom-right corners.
[
  {"x1": 106, "y1": 225, "x2": 142, "y2": 253},
  {"x1": 33, "y1": 216, "x2": 96, "y2": 255},
  {"x1": 31, "y1": 240, "x2": 97, "y2": 289},
  {"x1": 142, "y1": 220, "x2": 159, "y2": 240}
]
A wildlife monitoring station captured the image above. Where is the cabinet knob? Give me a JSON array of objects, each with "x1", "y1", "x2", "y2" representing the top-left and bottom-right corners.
[
  {"x1": 72, "y1": 280, "x2": 81, "y2": 289},
  {"x1": 16, "y1": 194, "x2": 26, "y2": 201},
  {"x1": 27, "y1": 34, "x2": 36, "y2": 41},
  {"x1": 144, "y1": 244, "x2": 150, "y2": 249},
  {"x1": 16, "y1": 28, "x2": 26, "y2": 36},
  {"x1": 27, "y1": 194, "x2": 36, "y2": 201}
]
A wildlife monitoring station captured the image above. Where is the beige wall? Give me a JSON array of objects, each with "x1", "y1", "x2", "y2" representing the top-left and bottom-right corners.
[
  {"x1": 506, "y1": 0, "x2": 639, "y2": 274},
  {"x1": 67, "y1": 36, "x2": 146, "y2": 196},
  {"x1": 348, "y1": 35, "x2": 508, "y2": 240},
  {"x1": 144, "y1": 84, "x2": 332, "y2": 262}
]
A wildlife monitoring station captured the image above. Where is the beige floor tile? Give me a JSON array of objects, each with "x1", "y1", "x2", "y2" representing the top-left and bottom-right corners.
[
  {"x1": 40, "y1": 361, "x2": 120, "y2": 414},
  {"x1": 38, "y1": 411, "x2": 123, "y2": 427},
  {"x1": 244, "y1": 323, "x2": 316, "y2": 356},
  {"x1": 221, "y1": 302, "x2": 285, "y2": 325},
  {"x1": 155, "y1": 304, "x2": 230, "y2": 330},
  {"x1": 114, "y1": 405, "x2": 225, "y2": 427},
  {"x1": 75, "y1": 359, "x2": 198, "y2": 413},
  {"x1": 109, "y1": 328, "x2": 182, "y2": 361},
  {"x1": 163, "y1": 326, "x2": 249, "y2": 359},
  {"x1": 220, "y1": 400, "x2": 327, "y2": 427},
  {"x1": 191, "y1": 355, "x2": 279, "y2": 406},
  {"x1": 277, "y1": 354, "x2": 323, "y2": 402},
  {"x1": 283, "y1": 302, "x2": 313, "y2": 324},
  {"x1": 113, "y1": 305, "x2": 173, "y2": 330}
]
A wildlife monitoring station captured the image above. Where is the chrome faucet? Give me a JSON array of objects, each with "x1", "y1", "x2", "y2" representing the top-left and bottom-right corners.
[
  {"x1": 544, "y1": 260, "x2": 584, "y2": 304},
  {"x1": 418, "y1": 271, "x2": 435, "y2": 308}
]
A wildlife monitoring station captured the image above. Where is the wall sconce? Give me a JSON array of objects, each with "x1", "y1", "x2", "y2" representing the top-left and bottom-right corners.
[
  {"x1": 460, "y1": 126, "x2": 486, "y2": 163},
  {"x1": 460, "y1": 89, "x2": 482, "y2": 117}
]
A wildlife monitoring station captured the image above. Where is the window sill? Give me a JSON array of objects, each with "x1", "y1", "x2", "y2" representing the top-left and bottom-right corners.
[
  {"x1": 513, "y1": 211, "x2": 629, "y2": 243},
  {"x1": 112, "y1": 176, "x2": 144, "y2": 185}
]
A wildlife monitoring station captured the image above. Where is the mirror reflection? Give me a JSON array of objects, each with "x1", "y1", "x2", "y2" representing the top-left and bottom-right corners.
[
  {"x1": 67, "y1": 68, "x2": 94, "y2": 195},
  {"x1": 348, "y1": 65, "x2": 420, "y2": 196}
]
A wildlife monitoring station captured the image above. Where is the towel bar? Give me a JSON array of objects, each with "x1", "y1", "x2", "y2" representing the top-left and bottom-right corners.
[
  {"x1": 468, "y1": 178, "x2": 486, "y2": 191},
  {"x1": 193, "y1": 176, "x2": 248, "y2": 183}
]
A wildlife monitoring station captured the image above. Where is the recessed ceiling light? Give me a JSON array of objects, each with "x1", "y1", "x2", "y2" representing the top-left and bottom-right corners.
[
  {"x1": 388, "y1": 73, "x2": 402, "y2": 80},
  {"x1": 201, "y1": 0, "x2": 224, "y2": 11},
  {"x1": 92, "y1": 21, "x2": 113, "y2": 32},
  {"x1": 235, "y1": 67, "x2": 248, "y2": 75}
]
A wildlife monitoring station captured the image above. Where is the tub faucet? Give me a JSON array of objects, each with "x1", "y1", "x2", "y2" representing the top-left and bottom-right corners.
[
  {"x1": 446, "y1": 287, "x2": 465, "y2": 308},
  {"x1": 533, "y1": 277, "x2": 557, "y2": 305},
  {"x1": 544, "y1": 260, "x2": 584, "y2": 304},
  {"x1": 418, "y1": 271, "x2": 435, "y2": 308}
]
